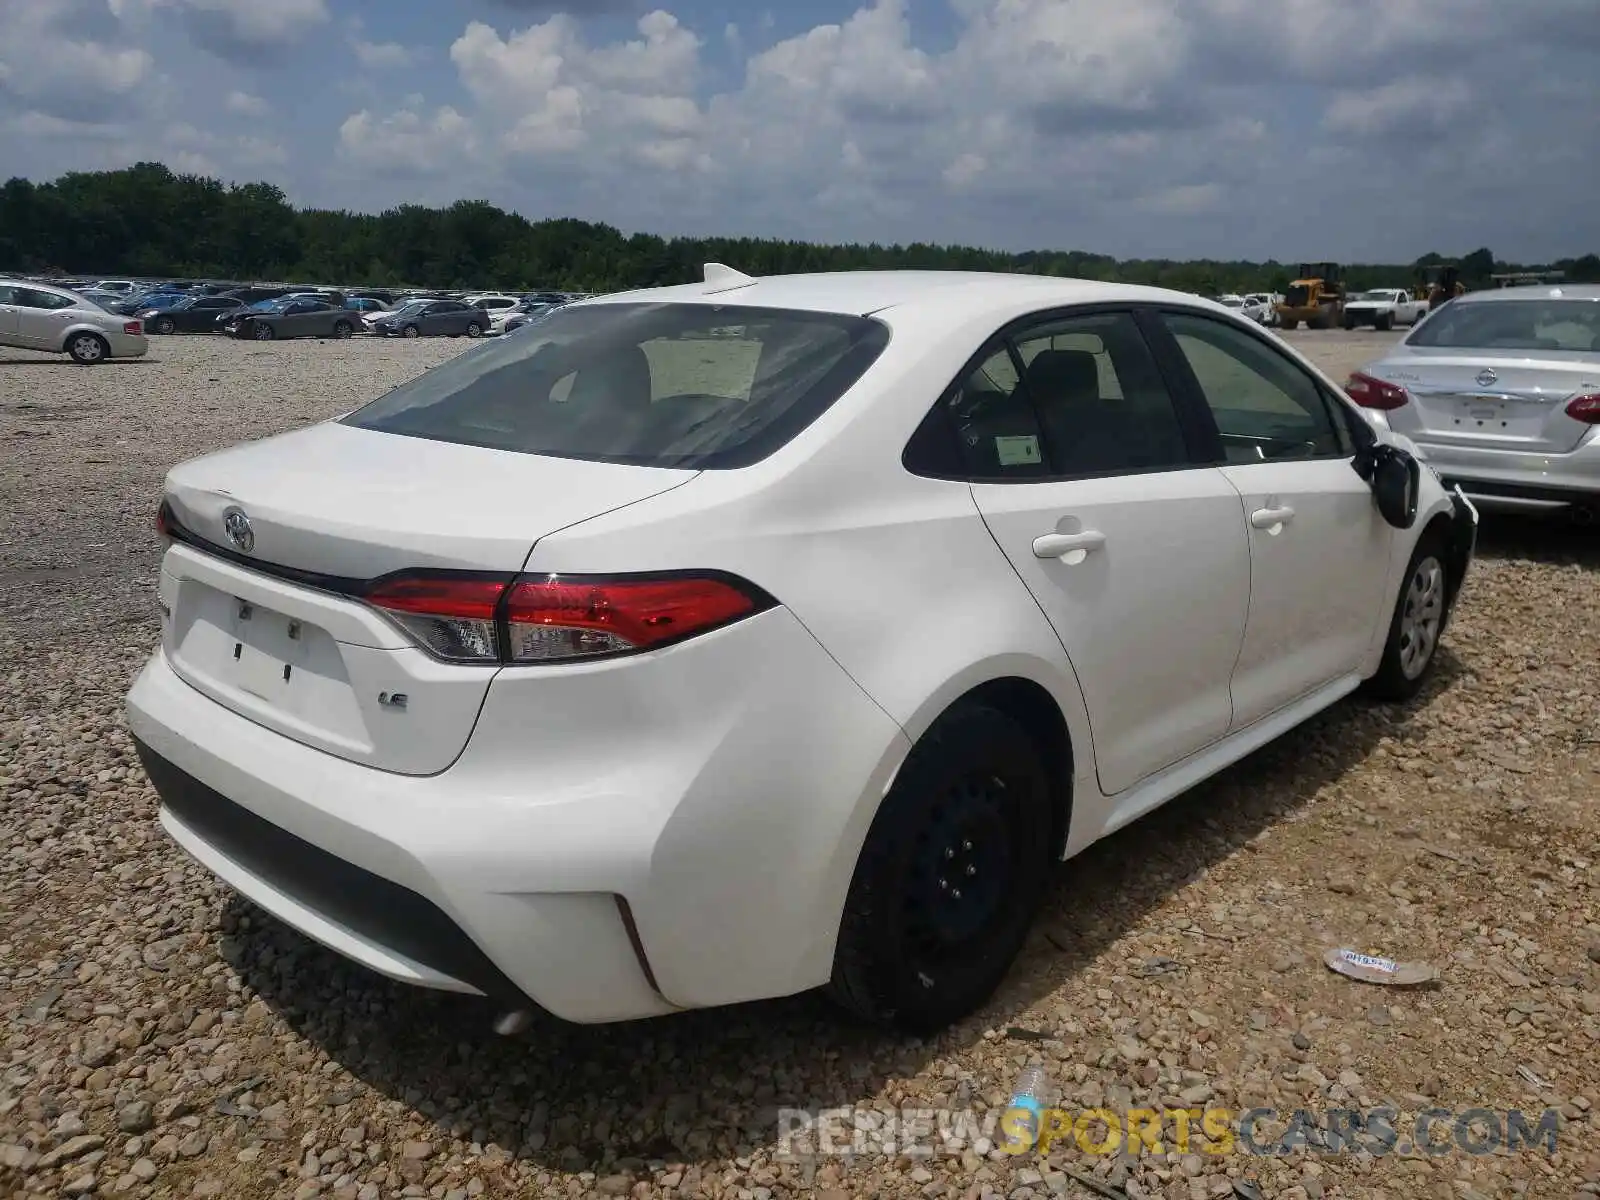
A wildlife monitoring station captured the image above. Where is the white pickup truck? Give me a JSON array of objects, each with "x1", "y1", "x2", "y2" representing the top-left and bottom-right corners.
[{"x1": 1342, "y1": 288, "x2": 1426, "y2": 331}]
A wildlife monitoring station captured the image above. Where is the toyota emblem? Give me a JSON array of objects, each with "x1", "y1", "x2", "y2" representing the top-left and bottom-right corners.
[
  {"x1": 1475, "y1": 368, "x2": 1498, "y2": 387},
  {"x1": 222, "y1": 507, "x2": 255, "y2": 553}
]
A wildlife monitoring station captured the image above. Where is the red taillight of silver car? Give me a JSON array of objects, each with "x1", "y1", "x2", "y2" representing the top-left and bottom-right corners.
[{"x1": 1345, "y1": 371, "x2": 1409, "y2": 410}]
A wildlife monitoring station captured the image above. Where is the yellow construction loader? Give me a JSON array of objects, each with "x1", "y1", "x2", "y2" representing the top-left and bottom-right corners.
[{"x1": 1274, "y1": 263, "x2": 1345, "y2": 330}]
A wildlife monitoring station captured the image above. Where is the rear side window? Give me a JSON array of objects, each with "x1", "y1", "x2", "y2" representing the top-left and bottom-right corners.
[{"x1": 344, "y1": 302, "x2": 890, "y2": 469}]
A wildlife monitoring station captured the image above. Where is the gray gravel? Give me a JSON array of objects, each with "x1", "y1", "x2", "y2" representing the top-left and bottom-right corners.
[{"x1": 3, "y1": 331, "x2": 1600, "y2": 1199}]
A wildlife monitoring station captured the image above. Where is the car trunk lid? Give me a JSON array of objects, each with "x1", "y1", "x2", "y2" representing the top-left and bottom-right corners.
[
  {"x1": 1373, "y1": 352, "x2": 1600, "y2": 454},
  {"x1": 159, "y1": 421, "x2": 695, "y2": 774}
]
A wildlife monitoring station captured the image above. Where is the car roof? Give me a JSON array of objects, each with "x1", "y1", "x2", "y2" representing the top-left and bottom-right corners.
[
  {"x1": 1453, "y1": 284, "x2": 1600, "y2": 304},
  {"x1": 580, "y1": 269, "x2": 1214, "y2": 320}
]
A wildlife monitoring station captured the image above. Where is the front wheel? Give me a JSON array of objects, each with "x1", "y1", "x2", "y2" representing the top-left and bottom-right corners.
[
  {"x1": 67, "y1": 332, "x2": 110, "y2": 364},
  {"x1": 1375, "y1": 314, "x2": 1393, "y2": 332},
  {"x1": 1364, "y1": 532, "x2": 1448, "y2": 702},
  {"x1": 402, "y1": 324, "x2": 420, "y2": 339},
  {"x1": 827, "y1": 703, "x2": 1055, "y2": 1034},
  {"x1": 252, "y1": 322, "x2": 274, "y2": 341}
]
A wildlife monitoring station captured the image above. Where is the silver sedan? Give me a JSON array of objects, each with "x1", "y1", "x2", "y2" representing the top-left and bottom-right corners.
[
  {"x1": 1348, "y1": 284, "x2": 1600, "y2": 521},
  {"x1": 0, "y1": 277, "x2": 150, "y2": 364}
]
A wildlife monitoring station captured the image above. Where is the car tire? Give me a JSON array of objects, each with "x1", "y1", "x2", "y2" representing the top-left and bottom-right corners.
[
  {"x1": 251, "y1": 322, "x2": 274, "y2": 341},
  {"x1": 66, "y1": 332, "x2": 110, "y2": 365},
  {"x1": 332, "y1": 320, "x2": 353, "y2": 339},
  {"x1": 1363, "y1": 529, "x2": 1449, "y2": 703},
  {"x1": 827, "y1": 703, "x2": 1055, "y2": 1034},
  {"x1": 403, "y1": 324, "x2": 420, "y2": 338},
  {"x1": 155, "y1": 317, "x2": 176, "y2": 335},
  {"x1": 1375, "y1": 314, "x2": 1393, "y2": 332},
  {"x1": 1280, "y1": 319, "x2": 1298, "y2": 332},
  {"x1": 465, "y1": 322, "x2": 483, "y2": 338}
]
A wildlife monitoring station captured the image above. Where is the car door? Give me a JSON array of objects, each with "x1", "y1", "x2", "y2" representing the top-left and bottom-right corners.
[
  {"x1": 0, "y1": 285, "x2": 19, "y2": 346},
  {"x1": 430, "y1": 302, "x2": 464, "y2": 334},
  {"x1": 188, "y1": 297, "x2": 232, "y2": 329},
  {"x1": 960, "y1": 309, "x2": 1252, "y2": 796},
  {"x1": 1152, "y1": 310, "x2": 1393, "y2": 730},
  {"x1": 11, "y1": 287, "x2": 80, "y2": 348}
]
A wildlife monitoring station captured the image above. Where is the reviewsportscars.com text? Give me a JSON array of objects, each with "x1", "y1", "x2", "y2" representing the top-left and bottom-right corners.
[{"x1": 775, "y1": 1105, "x2": 1561, "y2": 1160}]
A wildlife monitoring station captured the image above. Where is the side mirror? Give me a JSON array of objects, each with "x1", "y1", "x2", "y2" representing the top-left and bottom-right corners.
[{"x1": 1353, "y1": 442, "x2": 1420, "y2": 529}]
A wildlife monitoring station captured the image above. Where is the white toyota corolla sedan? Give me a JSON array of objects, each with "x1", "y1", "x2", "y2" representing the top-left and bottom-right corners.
[{"x1": 126, "y1": 268, "x2": 1478, "y2": 1033}]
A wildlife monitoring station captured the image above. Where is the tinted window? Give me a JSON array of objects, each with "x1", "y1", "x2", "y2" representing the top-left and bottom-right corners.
[
  {"x1": 942, "y1": 347, "x2": 1051, "y2": 479},
  {"x1": 13, "y1": 288, "x2": 77, "y2": 310},
  {"x1": 1164, "y1": 312, "x2": 1347, "y2": 462},
  {"x1": 343, "y1": 302, "x2": 889, "y2": 469},
  {"x1": 1405, "y1": 299, "x2": 1600, "y2": 352},
  {"x1": 1012, "y1": 313, "x2": 1191, "y2": 475},
  {"x1": 434, "y1": 302, "x2": 465, "y2": 314}
]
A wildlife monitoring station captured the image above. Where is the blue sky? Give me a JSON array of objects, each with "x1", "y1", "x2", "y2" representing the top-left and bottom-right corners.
[{"x1": 2, "y1": 0, "x2": 1598, "y2": 263}]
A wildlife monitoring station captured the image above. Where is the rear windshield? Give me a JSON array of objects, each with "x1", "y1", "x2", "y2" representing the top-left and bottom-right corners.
[
  {"x1": 1405, "y1": 299, "x2": 1600, "y2": 352},
  {"x1": 343, "y1": 301, "x2": 890, "y2": 469}
]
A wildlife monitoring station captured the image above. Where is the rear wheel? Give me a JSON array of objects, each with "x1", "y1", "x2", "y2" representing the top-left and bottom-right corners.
[
  {"x1": 1280, "y1": 318, "x2": 1298, "y2": 331},
  {"x1": 155, "y1": 316, "x2": 176, "y2": 335},
  {"x1": 827, "y1": 703, "x2": 1055, "y2": 1034},
  {"x1": 465, "y1": 321, "x2": 483, "y2": 338},
  {"x1": 67, "y1": 332, "x2": 109, "y2": 364},
  {"x1": 1364, "y1": 530, "x2": 1448, "y2": 702},
  {"x1": 332, "y1": 320, "x2": 353, "y2": 339}
]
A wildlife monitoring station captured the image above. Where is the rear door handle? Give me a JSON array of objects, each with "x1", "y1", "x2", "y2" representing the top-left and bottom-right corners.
[
  {"x1": 1250, "y1": 505, "x2": 1295, "y2": 529},
  {"x1": 1033, "y1": 530, "x2": 1106, "y2": 558}
]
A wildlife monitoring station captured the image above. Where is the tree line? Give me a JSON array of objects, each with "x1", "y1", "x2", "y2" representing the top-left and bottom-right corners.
[{"x1": 3, "y1": 162, "x2": 1597, "y2": 296}]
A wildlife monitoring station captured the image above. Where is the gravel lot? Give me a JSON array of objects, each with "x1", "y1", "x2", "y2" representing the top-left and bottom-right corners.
[{"x1": 3, "y1": 330, "x2": 1598, "y2": 1200}]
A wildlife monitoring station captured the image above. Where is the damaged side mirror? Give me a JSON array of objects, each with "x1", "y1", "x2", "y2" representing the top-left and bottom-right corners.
[{"x1": 1353, "y1": 442, "x2": 1420, "y2": 530}]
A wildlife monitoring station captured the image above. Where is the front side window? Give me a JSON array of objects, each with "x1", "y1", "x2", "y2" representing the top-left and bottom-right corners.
[
  {"x1": 1163, "y1": 312, "x2": 1347, "y2": 462},
  {"x1": 344, "y1": 302, "x2": 890, "y2": 469}
]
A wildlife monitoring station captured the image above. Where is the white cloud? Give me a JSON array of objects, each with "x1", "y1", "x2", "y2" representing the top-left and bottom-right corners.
[
  {"x1": 352, "y1": 40, "x2": 419, "y2": 71},
  {"x1": 0, "y1": 0, "x2": 154, "y2": 122},
  {"x1": 151, "y1": 0, "x2": 329, "y2": 62},
  {"x1": 338, "y1": 106, "x2": 477, "y2": 176},
  {"x1": 5, "y1": 0, "x2": 1600, "y2": 263},
  {"x1": 225, "y1": 91, "x2": 269, "y2": 117}
]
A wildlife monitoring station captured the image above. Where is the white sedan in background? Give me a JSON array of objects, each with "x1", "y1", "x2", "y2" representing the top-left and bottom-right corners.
[
  {"x1": 126, "y1": 268, "x2": 1476, "y2": 1033},
  {"x1": 1350, "y1": 283, "x2": 1600, "y2": 521}
]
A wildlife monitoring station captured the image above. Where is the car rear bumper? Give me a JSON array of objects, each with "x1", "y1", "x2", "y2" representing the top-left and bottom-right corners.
[
  {"x1": 102, "y1": 329, "x2": 149, "y2": 357},
  {"x1": 125, "y1": 604, "x2": 908, "y2": 1023},
  {"x1": 1412, "y1": 436, "x2": 1600, "y2": 510}
]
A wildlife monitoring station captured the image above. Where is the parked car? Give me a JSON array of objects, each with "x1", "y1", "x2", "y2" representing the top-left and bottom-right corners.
[
  {"x1": 109, "y1": 290, "x2": 188, "y2": 316},
  {"x1": 224, "y1": 297, "x2": 359, "y2": 341},
  {"x1": 369, "y1": 299, "x2": 489, "y2": 338},
  {"x1": 1343, "y1": 289, "x2": 1427, "y2": 331},
  {"x1": 343, "y1": 297, "x2": 390, "y2": 315},
  {"x1": 0, "y1": 276, "x2": 149, "y2": 363},
  {"x1": 91, "y1": 279, "x2": 139, "y2": 295},
  {"x1": 1349, "y1": 283, "x2": 1600, "y2": 520},
  {"x1": 127, "y1": 268, "x2": 1476, "y2": 1034},
  {"x1": 463, "y1": 294, "x2": 522, "y2": 316},
  {"x1": 141, "y1": 294, "x2": 245, "y2": 333},
  {"x1": 497, "y1": 302, "x2": 564, "y2": 334}
]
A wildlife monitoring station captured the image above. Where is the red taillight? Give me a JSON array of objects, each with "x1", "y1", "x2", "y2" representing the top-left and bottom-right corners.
[
  {"x1": 503, "y1": 575, "x2": 764, "y2": 662},
  {"x1": 363, "y1": 572, "x2": 771, "y2": 664},
  {"x1": 1565, "y1": 393, "x2": 1600, "y2": 424},
  {"x1": 1346, "y1": 371, "x2": 1409, "y2": 410},
  {"x1": 155, "y1": 501, "x2": 171, "y2": 539},
  {"x1": 124, "y1": 320, "x2": 142, "y2": 335},
  {"x1": 365, "y1": 575, "x2": 509, "y2": 663}
]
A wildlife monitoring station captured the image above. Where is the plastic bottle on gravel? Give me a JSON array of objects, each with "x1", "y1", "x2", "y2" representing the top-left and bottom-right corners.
[{"x1": 999, "y1": 1065, "x2": 1055, "y2": 1155}]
